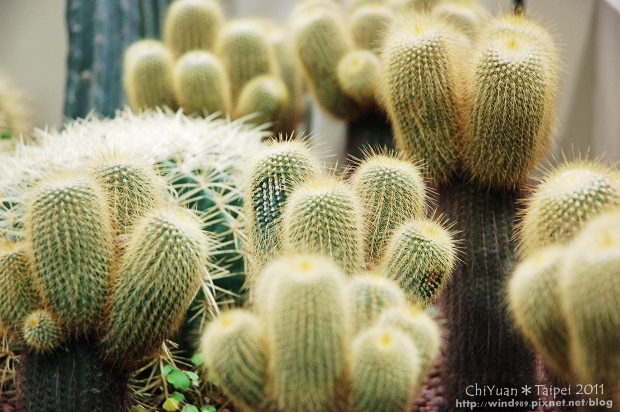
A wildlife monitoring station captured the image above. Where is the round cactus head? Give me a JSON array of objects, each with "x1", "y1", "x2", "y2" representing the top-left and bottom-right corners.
[
  {"x1": 519, "y1": 161, "x2": 620, "y2": 256},
  {"x1": 22, "y1": 310, "x2": 63, "y2": 354}
]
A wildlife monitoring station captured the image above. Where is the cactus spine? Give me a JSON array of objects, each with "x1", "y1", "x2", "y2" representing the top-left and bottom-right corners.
[
  {"x1": 508, "y1": 246, "x2": 571, "y2": 379},
  {"x1": 163, "y1": 0, "x2": 225, "y2": 59},
  {"x1": 260, "y1": 255, "x2": 349, "y2": 412},
  {"x1": 380, "y1": 15, "x2": 462, "y2": 183},
  {"x1": 101, "y1": 205, "x2": 211, "y2": 369},
  {"x1": 291, "y1": 3, "x2": 361, "y2": 120},
  {"x1": 25, "y1": 173, "x2": 114, "y2": 337},
  {"x1": 201, "y1": 310, "x2": 267, "y2": 412},
  {"x1": 281, "y1": 176, "x2": 364, "y2": 276},
  {"x1": 21, "y1": 310, "x2": 62, "y2": 354},
  {"x1": 519, "y1": 161, "x2": 620, "y2": 256},
  {"x1": 559, "y1": 210, "x2": 620, "y2": 394},
  {"x1": 347, "y1": 271, "x2": 406, "y2": 333},
  {"x1": 123, "y1": 40, "x2": 176, "y2": 112},
  {"x1": 381, "y1": 217, "x2": 457, "y2": 308},
  {"x1": 460, "y1": 14, "x2": 559, "y2": 189},
  {"x1": 0, "y1": 243, "x2": 37, "y2": 339},
  {"x1": 336, "y1": 50, "x2": 380, "y2": 108},
  {"x1": 378, "y1": 305, "x2": 441, "y2": 378},
  {"x1": 350, "y1": 152, "x2": 427, "y2": 264},
  {"x1": 173, "y1": 51, "x2": 231, "y2": 116},
  {"x1": 349, "y1": 325, "x2": 420, "y2": 412},
  {"x1": 244, "y1": 140, "x2": 320, "y2": 275}
]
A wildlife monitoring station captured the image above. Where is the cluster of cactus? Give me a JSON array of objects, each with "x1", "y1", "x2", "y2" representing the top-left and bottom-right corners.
[
  {"x1": 374, "y1": 1, "x2": 561, "y2": 408},
  {"x1": 123, "y1": 0, "x2": 303, "y2": 135},
  {"x1": 206, "y1": 138, "x2": 458, "y2": 411},
  {"x1": 508, "y1": 160, "x2": 620, "y2": 402},
  {"x1": 0, "y1": 109, "x2": 268, "y2": 411},
  {"x1": 201, "y1": 254, "x2": 442, "y2": 412},
  {"x1": 243, "y1": 140, "x2": 457, "y2": 308},
  {"x1": 0, "y1": 71, "x2": 32, "y2": 152}
]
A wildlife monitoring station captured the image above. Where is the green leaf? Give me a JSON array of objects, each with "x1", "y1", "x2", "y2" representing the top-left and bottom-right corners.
[
  {"x1": 167, "y1": 369, "x2": 191, "y2": 390},
  {"x1": 201, "y1": 406, "x2": 216, "y2": 412},
  {"x1": 186, "y1": 371, "x2": 199, "y2": 382},
  {"x1": 163, "y1": 397, "x2": 181, "y2": 411},
  {"x1": 163, "y1": 364, "x2": 174, "y2": 377},
  {"x1": 191, "y1": 353, "x2": 203, "y2": 366},
  {"x1": 182, "y1": 406, "x2": 199, "y2": 412},
  {"x1": 172, "y1": 391, "x2": 185, "y2": 402},
  {"x1": 131, "y1": 407, "x2": 148, "y2": 412}
]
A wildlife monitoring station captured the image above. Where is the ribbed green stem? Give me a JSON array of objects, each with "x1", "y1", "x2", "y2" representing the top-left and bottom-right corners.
[
  {"x1": 16, "y1": 339, "x2": 131, "y2": 412},
  {"x1": 438, "y1": 176, "x2": 535, "y2": 410}
]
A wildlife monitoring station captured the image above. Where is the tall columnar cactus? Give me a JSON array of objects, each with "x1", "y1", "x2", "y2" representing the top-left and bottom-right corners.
[
  {"x1": 123, "y1": 39, "x2": 177, "y2": 112},
  {"x1": 281, "y1": 175, "x2": 364, "y2": 276},
  {"x1": 349, "y1": 324, "x2": 420, "y2": 412},
  {"x1": 336, "y1": 50, "x2": 380, "y2": 108},
  {"x1": 380, "y1": 14, "x2": 462, "y2": 183},
  {"x1": 163, "y1": 0, "x2": 225, "y2": 59},
  {"x1": 508, "y1": 246, "x2": 572, "y2": 380},
  {"x1": 25, "y1": 173, "x2": 114, "y2": 337},
  {"x1": 215, "y1": 19, "x2": 279, "y2": 105},
  {"x1": 559, "y1": 210, "x2": 620, "y2": 396},
  {"x1": 260, "y1": 254, "x2": 350, "y2": 412},
  {"x1": 172, "y1": 50, "x2": 232, "y2": 116},
  {"x1": 347, "y1": 271, "x2": 406, "y2": 333},
  {"x1": 0, "y1": 72, "x2": 32, "y2": 150},
  {"x1": 291, "y1": 2, "x2": 361, "y2": 120},
  {"x1": 518, "y1": 161, "x2": 620, "y2": 256},
  {"x1": 101, "y1": 205, "x2": 211, "y2": 369},
  {"x1": 244, "y1": 140, "x2": 321, "y2": 276},
  {"x1": 350, "y1": 152, "x2": 426, "y2": 264},
  {"x1": 377, "y1": 305, "x2": 441, "y2": 379},
  {"x1": 201, "y1": 310, "x2": 267, "y2": 412},
  {"x1": 381, "y1": 218, "x2": 457, "y2": 308},
  {"x1": 460, "y1": 14, "x2": 559, "y2": 189}
]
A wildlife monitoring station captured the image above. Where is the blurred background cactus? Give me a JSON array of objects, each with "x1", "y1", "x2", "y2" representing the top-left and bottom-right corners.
[{"x1": 0, "y1": 71, "x2": 33, "y2": 152}]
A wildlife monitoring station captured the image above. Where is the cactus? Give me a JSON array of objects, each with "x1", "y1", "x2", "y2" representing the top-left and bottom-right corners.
[
  {"x1": 21, "y1": 310, "x2": 62, "y2": 354},
  {"x1": 377, "y1": 305, "x2": 441, "y2": 379},
  {"x1": 347, "y1": 271, "x2": 407, "y2": 333},
  {"x1": 432, "y1": 0, "x2": 488, "y2": 39},
  {"x1": 459, "y1": 14, "x2": 559, "y2": 189},
  {"x1": 349, "y1": 5, "x2": 394, "y2": 52},
  {"x1": 244, "y1": 140, "x2": 321, "y2": 275},
  {"x1": 0, "y1": 71, "x2": 32, "y2": 150},
  {"x1": 163, "y1": 0, "x2": 225, "y2": 59},
  {"x1": 101, "y1": 205, "x2": 211, "y2": 369},
  {"x1": 349, "y1": 324, "x2": 420, "y2": 412},
  {"x1": 350, "y1": 152, "x2": 427, "y2": 264},
  {"x1": 234, "y1": 75, "x2": 289, "y2": 126},
  {"x1": 123, "y1": 40, "x2": 177, "y2": 112},
  {"x1": 336, "y1": 50, "x2": 380, "y2": 108},
  {"x1": 381, "y1": 217, "x2": 457, "y2": 308},
  {"x1": 201, "y1": 309, "x2": 267, "y2": 412},
  {"x1": 519, "y1": 161, "x2": 620, "y2": 256},
  {"x1": 281, "y1": 175, "x2": 364, "y2": 276},
  {"x1": 88, "y1": 149, "x2": 168, "y2": 235},
  {"x1": 290, "y1": 2, "x2": 361, "y2": 120},
  {"x1": 0, "y1": 243, "x2": 37, "y2": 340},
  {"x1": 173, "y1": 50, "x2": 232, "y2": 116},
  {"x1": 559, "y1": 210, "x2": 620, "y2": 393},
  {"x1": 215, "y1": 19, "x2": 279, "y2": 105},
  {"x1": 268, "y1": 27, "x2": 305, "y2": 135},
  {"x1": 380, "y1": 14, "x2": 462, "y2": 183},
  {"x1": 258, "y1": 254, "x2": 349, "y2": 412},
  {"x1": 25, "y1": 173, "x2": 114, "y2": 337},
  {"x1": 508, "y1": 246, "x2": 572, "y2": 380}
]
